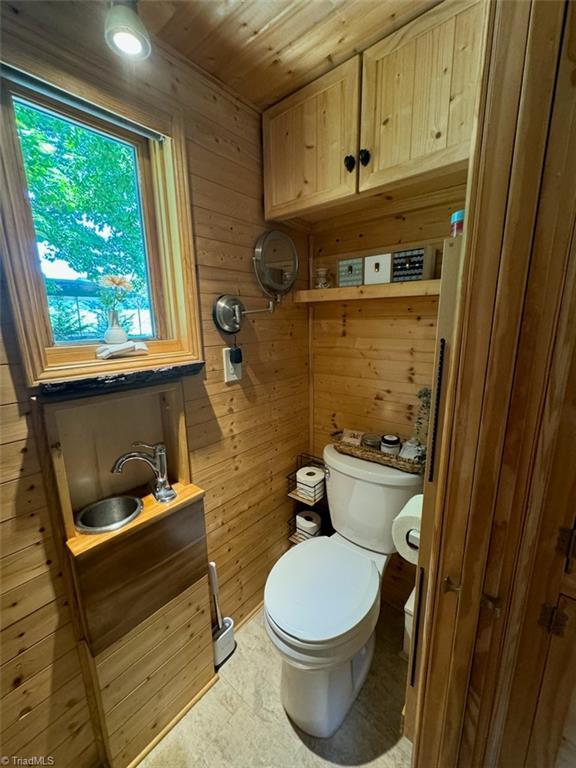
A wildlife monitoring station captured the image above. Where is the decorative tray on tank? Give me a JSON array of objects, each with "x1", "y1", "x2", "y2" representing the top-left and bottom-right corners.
[{"x1": 332, "y1": 441, "x2": 424, "y2": 476}]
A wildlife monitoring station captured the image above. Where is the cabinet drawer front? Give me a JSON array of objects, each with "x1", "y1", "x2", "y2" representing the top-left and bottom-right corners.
[
  {"x1": 360, "y1": 0, "x2": 483, "y2": 193},
  {"x1": 264, "y1": 57, "x2": 360, "y2": 219},
  {"x1": 72, "y1": 500, "x2": 208, "y2": 654}
]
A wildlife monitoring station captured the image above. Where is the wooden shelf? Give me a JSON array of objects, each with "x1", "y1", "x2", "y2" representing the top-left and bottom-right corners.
[
  {"x1": 288, "y1": 489, "x2": 325, "y2": 507},
  {"x1": 294, "y1": 279, "x2": 441, "y2": 303},
  {"x1": 66, "y1": 482, "x2": 205, "y2": 558}
]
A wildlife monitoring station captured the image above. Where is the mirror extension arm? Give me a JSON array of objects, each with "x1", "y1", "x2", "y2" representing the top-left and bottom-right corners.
[
  {"x1": 234, "y1": 300, "x2": 275, "y2": 323},
  {"x1": 212, "y1": 295, "x2": 275, "y2": 335}
]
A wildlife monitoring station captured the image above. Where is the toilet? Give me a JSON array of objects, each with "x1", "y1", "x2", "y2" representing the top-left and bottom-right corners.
[{"x1": 264, "y1": 444, "x2": 422, "y2": 737}]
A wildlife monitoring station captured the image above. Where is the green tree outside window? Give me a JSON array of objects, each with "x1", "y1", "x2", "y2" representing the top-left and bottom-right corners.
[{"x1": 13, "y1": 98, "x2": 155, "y2": 343}]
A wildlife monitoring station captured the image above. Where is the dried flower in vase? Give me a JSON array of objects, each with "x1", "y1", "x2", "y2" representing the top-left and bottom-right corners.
[
  {"x1": 99, "y1": 275, "x2": 133, "y2": 344},
  {"x1": 99, "y1": 275, "x2": 133, "y2": 308}
]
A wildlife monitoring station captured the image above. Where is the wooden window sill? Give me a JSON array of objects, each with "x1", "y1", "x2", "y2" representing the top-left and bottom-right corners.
[{"x1": 36, "y1": 358, "x2": 205, "y2": 398}]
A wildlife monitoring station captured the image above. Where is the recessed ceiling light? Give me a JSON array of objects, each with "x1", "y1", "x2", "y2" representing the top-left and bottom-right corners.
[{"x1": 105, "y1": 1, "x2": 151, "y2": 60}]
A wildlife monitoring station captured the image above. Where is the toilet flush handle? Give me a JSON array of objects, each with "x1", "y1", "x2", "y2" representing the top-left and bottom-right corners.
[{"x1": 324, "y1": 467, "x2": 330, "y2": 480}]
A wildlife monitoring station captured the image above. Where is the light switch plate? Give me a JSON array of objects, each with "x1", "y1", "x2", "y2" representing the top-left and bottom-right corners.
[{"x1": 223, "y1": 347, "x2": 242, "y2": 383}]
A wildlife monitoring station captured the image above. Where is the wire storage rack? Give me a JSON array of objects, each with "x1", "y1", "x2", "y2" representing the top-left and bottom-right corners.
[
  {"x1": 287, "y1": 453, "x2": 326, "y2": 506},
  {"x1": 287, "y1": 453, "x2": 333, "y2": 545}
]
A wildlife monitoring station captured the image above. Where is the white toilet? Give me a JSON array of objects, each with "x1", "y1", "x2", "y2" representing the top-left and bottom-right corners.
[{"x1": 264, "y1": 444, "x2": 422, "y2": 738}]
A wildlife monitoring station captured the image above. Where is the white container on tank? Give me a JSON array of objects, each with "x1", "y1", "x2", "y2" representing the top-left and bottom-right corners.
[{"x1": 323, "y1": 444, "x2": 422, "y2": 553}]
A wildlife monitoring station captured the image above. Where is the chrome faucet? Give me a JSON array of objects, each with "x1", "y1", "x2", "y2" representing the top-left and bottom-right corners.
[{"x1": 111, "y1": 441, "x2": 177, "y2": 503}]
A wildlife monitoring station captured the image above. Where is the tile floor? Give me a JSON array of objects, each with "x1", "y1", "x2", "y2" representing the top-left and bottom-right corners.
[{"x1": 141, "y1": 601, "x2": 412, "y2": 768}]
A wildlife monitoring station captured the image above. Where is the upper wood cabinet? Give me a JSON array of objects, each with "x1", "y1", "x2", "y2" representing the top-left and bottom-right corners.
[
  {"x1": 263, "y1": 57, "x2": 360, "y2": 220},
  {"x1": 359, "y1": 0, "x2": 483, "y2": 192},
  {"x1": 263, "y1": 0, "x2": 484, "y2": 220}
]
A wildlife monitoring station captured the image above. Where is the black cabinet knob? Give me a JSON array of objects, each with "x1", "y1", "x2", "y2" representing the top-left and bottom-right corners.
[
  {"x1": 344, "y1": 154, "x2": 356, "y2": 173},
  {"x1": 359, "y1": 148, "x2": 371, "y2": 166}
]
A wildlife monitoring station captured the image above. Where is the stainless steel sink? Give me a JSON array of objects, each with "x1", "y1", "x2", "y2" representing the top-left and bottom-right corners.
[{"x1": 75, "y1": 496, "x2": 143, "y2": 534}]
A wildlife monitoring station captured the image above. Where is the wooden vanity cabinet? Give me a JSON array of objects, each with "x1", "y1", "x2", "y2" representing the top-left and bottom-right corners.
[
  {"x1": 263, "y1": 57, "x2": 360, "y2": 220},
  {"x1": 263, "y1": 0, "x2": 483, "y2": 220},
  {"x1": 359, "y1": 0, "x2": 483, "y2": 193},
  {"x1": 70, "y1": 497, "x2": 208, "y2": 655}
]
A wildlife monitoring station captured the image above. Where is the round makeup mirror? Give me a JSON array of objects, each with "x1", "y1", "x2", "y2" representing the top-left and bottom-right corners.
[{"x1": 253, "y1": 230, "x2": 299, "y2": 300}]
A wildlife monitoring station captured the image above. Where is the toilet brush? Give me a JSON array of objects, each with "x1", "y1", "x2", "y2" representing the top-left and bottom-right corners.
[
  {"x1": 208, "y1": 561, "x2": 236, "y2": 667},
  {"x1": 208, "y1": 560, "x2": 224, "y2": 631}
]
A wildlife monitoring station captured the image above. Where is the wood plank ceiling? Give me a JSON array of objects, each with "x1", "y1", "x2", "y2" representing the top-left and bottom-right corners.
[{"x1": 140, "y1": 0, "x2": 441, "y2": 109}]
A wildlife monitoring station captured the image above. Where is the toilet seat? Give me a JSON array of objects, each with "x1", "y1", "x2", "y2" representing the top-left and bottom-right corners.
[
  {"x1": 264, "y1": 599, "x2": 380, "y2": 670},
  {"x1": 264, "y1": 536, "x2": 380, "y2": 646}
]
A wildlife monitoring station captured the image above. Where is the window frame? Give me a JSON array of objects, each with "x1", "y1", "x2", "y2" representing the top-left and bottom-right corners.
[{"x1": 0, "y1": 77, "x2": 203, "y2": 387}]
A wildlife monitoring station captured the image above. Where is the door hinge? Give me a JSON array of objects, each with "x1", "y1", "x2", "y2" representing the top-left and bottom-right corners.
[
  {"x1": 538, "y1": 603, "x2": 569, "y2": 636},
  {"x1": 557, "y1": 525, "x2": 576, "y2": 574}
]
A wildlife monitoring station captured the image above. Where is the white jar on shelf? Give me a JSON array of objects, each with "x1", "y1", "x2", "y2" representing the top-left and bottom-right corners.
[{"x1": 380, "y1": 434, "x2": 401, "y2": 456}]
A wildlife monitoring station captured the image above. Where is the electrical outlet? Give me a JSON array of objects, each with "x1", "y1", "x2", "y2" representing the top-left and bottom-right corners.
[{"x1": 222, "y1": 347, "x2": 242, "y2": 383}]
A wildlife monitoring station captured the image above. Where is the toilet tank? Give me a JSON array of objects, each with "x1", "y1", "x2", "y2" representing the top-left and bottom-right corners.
[{"x1": 323, "y1": 445, "x2": 422, "y2": 554}]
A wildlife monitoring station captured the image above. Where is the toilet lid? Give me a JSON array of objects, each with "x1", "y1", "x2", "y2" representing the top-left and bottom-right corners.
[{"x1": 264, "y1": 537, "x2": 380, "y2": 643}]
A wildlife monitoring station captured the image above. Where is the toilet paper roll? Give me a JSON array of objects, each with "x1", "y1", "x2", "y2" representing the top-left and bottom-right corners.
[
  {"x1": 392, "y1": 494, "x2": 423, "y2": 565},
  {"x1": 296, "y1": 510, "x2": 321, "y2": 536},
  {"x1": 296, "y1": 466, "x2": 325, "y2": 488}
]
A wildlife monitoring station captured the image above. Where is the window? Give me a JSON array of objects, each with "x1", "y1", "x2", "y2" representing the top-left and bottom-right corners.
[
  {"x1": 1, "y1": 70, "x2": 202, "y2": 387},
  {"x1": 13, "y1": 97, "x2": 157, "y2": 344}
]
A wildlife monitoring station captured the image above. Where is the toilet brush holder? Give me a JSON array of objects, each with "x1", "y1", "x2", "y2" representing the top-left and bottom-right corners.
[
  {"x1": 208, "y1": 561, "x2": 235, "y2": 668},
  {"x1": 213, "y1": 616, "x2": 235, "y2": 668}
]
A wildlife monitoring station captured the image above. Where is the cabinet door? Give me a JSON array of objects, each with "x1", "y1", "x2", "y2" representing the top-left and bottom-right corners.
[
  {"x1": 263, "y1": 57, "x2": 360, "y2": 220},
  {"x1": 359, "y1": 0, "x2": 483, "y2": 193}
]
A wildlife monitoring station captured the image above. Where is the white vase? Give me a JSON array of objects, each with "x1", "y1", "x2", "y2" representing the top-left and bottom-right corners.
[{"x1": 104, "y1": 310, "x2": 128, "y2": 344}]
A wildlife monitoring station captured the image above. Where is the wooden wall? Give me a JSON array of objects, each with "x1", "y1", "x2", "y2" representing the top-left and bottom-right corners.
[
  {"x1": 310, "y1": 290, "x2": 434, "y2": 606},
  {"x1": 311, "y1": 295, "x2": 438, "y2": 454},
  {"x1": 0, "y1": 286, "x2": 98, "y2": 766},
  {"x1": 182, "y1": 92, "x2": 309, "y2": 627},
  {"x1": 309, "y1": 197, "x2": 463, "y2": 455},
  {"x1": 308, "y1": 197, "x2": 464, "y2": 610},
  {"x1": 1, "y1": 1, "x2": 308, "y2": 763},
  {"x1": 90, "y1": 577, "x2": 214, "y2": 767}
]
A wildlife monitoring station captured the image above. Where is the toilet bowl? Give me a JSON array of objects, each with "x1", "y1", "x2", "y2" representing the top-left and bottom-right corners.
[
  {"x1": 264, "y1": 535, "x2": 384, "y2": 737},
  {"x1": 264, "y1": 444, "x2": 422, "y2": 737}
]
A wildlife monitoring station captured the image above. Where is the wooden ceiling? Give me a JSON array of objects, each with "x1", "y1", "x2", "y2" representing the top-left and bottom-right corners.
[{"x1": 140, "y1": 0, "x2": 441, "y2": 110}]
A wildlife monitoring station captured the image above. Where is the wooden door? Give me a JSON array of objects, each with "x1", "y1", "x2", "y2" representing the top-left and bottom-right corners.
[
  {"x1": 453, "y1": 1, "x2": 576, "y2": 764},
  {"x1": 359, "y1": 0, "x2": 484, "y2": 193},
  {"x1": 411, "y1": 1, "x2": 570, "y2": 765},
  {"x1": 263, "y1": 57, "x2": 359, "y2": 220},
  {"x1": 556, "y1": 687, "x2": 576, "y2": 767},
  {"x1": 526, "y1": 597, "x2": 576, "y2": 767},
  {"x1": 494, "y1": 252, "x2": 576, "y2": 767}
]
